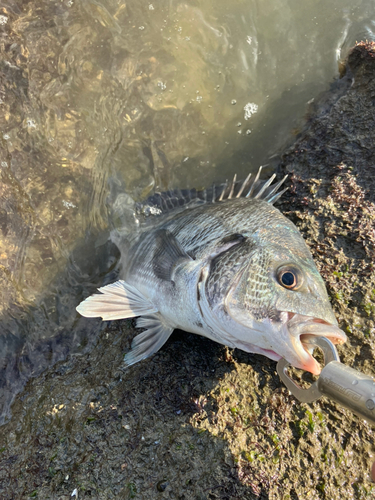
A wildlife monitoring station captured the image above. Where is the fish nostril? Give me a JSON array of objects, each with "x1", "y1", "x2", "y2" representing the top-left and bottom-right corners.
[{"x1": 307, "y1": 282, "x2": 321, "y2": 299}]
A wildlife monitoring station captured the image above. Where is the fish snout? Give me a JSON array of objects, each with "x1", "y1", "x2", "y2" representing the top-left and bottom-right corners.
[{"x1": 284, "y1": 314, "x2": 347, "y2": 375}]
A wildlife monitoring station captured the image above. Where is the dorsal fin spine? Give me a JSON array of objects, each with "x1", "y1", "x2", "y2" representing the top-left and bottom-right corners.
[
  {"x1": 246, "y1": 166, "x2": 262, "y2": 198},
  {"x1": 254, "y1": 173, "x2": 276, "y2": 199},
  {"x1": 212, "y1": 183, "x2": 216, "y2": 203},
  {"x1": 228, "y1": 174, "x2": 237, "y2": 199},
  {"x1": 236, "y1": 172, "x2": 252, "y2": 198},
  {"x1": 267, "y1": 186, "x2": 288, "y2": 204},
  {"x1": 218, "y1": 180, "x2": 228, "y2": 202},
  {"x1": 264, "y1": 175, "x2": 288, "y2": 202}
]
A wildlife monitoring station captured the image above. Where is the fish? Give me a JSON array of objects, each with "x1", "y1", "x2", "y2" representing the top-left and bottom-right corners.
[{"x1": 76, "y1": 168, "x2": 347, "y2": 375}]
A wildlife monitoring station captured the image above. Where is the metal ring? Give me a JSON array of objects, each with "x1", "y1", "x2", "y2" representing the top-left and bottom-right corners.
[{"x1": 276, "y1": 336, "x2": 340, "y2": 403}]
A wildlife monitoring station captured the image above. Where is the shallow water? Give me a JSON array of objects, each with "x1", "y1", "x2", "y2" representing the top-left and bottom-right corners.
[{"x1": 0, "y1": 0, "x2": 374, "y2": 424}]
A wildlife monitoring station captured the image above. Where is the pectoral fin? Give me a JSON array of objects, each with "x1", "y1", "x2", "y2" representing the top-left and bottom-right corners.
[
  {"x1": 152, "y1": 229, "x2": 193, "y2": 281},
  {"x1": 76, "y1": 280, "x2": 157, "y2": 320},
  {"x1": 124, "y1": 314, "x2": 174, "y2": 366}
]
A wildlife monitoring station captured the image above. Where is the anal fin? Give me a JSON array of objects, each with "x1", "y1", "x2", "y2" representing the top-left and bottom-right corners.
[
  {"x1": 76, "y1": 280, "x2": 157, "y2": 320},
  {"x1": 124, "y1": 314, "x2": 174, "y2": 366}
]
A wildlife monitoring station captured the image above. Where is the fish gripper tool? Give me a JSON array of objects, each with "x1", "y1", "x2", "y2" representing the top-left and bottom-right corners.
[{"x1": 277, "y1": 336, "x2": 375, "y2": 425}]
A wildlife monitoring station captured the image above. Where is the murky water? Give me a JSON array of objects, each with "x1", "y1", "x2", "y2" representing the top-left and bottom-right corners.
[{"x1": 0, "y1": 0, "x2": 374, "y2": 424}]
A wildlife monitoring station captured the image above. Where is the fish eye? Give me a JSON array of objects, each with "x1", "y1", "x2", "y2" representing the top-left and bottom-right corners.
[{"x1": 276, "y1": 265, "x2": 303, "y2": 290}]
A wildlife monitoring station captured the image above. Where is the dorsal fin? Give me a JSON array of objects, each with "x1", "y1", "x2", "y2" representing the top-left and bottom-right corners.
[
  {"x1": 136, "y1": 168, "x2": 288, "y2": 219},
  {"x1": 218, "y1": 167, "x2": 288, "y2": 203}
]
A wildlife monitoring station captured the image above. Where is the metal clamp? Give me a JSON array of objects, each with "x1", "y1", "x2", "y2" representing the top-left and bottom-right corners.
[{"x1": 277, "y1": 336, "x2": 375, "y2": 425}]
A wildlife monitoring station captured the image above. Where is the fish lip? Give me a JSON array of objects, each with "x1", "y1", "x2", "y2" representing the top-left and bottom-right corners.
[
  {"x1": 282, "y1": 313, "x2": 347, "y2": 375},
  {"x1": 286, "y1": 313, "x2": 347, "y2": 344}
]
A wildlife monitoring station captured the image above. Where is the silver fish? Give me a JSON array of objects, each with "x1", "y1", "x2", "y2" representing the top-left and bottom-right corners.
[{"x1": 77, "y1": 169, "x2": 346, "y2": 375}]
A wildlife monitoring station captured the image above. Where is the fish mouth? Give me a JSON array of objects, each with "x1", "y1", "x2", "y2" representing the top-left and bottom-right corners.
[{"x1": 277, "y1": 313, "x2": 347, "y2": 375}]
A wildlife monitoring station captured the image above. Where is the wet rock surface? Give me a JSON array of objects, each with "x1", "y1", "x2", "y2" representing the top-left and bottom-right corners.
[{"x1": 1, "y1": 42, "x2": 375, "y2": 500}]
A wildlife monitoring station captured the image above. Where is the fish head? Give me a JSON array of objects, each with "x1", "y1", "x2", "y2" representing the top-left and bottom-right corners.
[{"x1": 224, "y1": 241, "x2": 346, "y2": 375}]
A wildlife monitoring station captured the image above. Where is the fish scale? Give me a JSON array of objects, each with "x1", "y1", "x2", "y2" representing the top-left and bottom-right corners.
[
  {"x1": 77, "y1": 170, "x2": 347, "y2": 374},
  {"x1": 206, "y1": 239, "x2": 254, "y2": 306}
]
